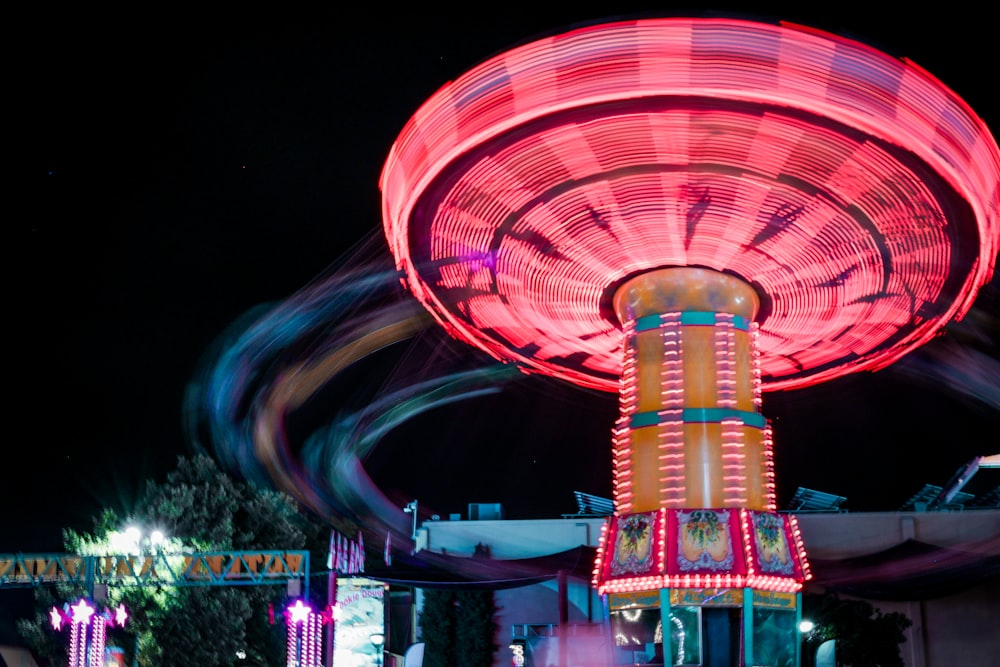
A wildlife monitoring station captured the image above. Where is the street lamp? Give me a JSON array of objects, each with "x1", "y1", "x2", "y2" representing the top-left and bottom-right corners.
[
  {"x1": 369, "y1": 632, "x2": 384, "y2": 666},
  {"x1": 799, "y1": 617, "x2": 840, "y2": 667},
  {"x1": 111, "y1": 526, "x2": 167, "y2": 554},
  {"x1": 402, "y1": 500, "x2": 418, "y2": 539},
  {"x1": 403, "y1": 500, "x2": 419, "y2": 554},
  {"x1": 107, "y1": 526, "x2": 167, "y2": 667}
]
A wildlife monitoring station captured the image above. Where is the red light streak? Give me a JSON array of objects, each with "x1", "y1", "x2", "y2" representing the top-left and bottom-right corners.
[{"x1": 382, "y1": 18, "x2": 998, "y2": 393}]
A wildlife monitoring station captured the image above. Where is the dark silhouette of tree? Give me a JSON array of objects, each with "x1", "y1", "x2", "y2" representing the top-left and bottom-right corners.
[
  {"x1": 455, "y1": 589, "x2": 498, "y2": 667},
  {"x1": 801, "y1": 592, "x2": 912, "y2": 667},
  {"x1": 417, "y1": 587, "x2": 498, "y2": 667},
  {"x1": 418, "y1": 589, "x2": 457, "y2": 667}
]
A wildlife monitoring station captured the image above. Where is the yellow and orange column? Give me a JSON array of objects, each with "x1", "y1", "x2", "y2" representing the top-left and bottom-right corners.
[{"x1": 610, "y1": 267, "x2": 774, "y2": 514}]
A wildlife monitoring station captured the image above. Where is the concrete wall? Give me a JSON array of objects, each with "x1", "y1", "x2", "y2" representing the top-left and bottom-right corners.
[
  {"x1": 795, "y1": 510, "x2": 1000, "y2": 667},
  {"x1": 416, "y1": 517, "x2": 607, "y2": 558}
]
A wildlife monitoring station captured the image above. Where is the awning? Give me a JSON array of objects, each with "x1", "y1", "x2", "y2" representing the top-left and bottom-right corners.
[
  {"x1": 364, "y1": 537, "x2": 1000, "y2": 601},
  {"x1": 806, "y1": 537, "x2": 1000, "y2": 600},
  {"x1": 363, "y1": 546, "x2": 598, "y2": 590}
]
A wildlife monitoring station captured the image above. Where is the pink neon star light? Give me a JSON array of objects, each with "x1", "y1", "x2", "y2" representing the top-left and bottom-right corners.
[
  {"x1": 69, "y1": 600, "x2": 95, "y2": 625},
  {"x1": 49, "y1": 607, "x2": 64, "y2": 630},
  {"x1": 287, "y1": 600, "x2": 312, "y2": 624},
  {"x1": 114, "y1": 604, "x2": 129, "y2": 627}
]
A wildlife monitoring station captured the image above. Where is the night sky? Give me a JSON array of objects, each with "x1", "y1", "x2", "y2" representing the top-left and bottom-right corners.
[{"x1": 15, "y1": 5, "x2": 1000, "y2": 562}]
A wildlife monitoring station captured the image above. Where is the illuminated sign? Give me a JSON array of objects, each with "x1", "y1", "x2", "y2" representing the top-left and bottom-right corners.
[
  {"x1": 608, "y1": 589, "x2": 662, "y2": 611},
  {"x1": 670, "y1": 588, "x2": 744, "y2": 607},
  {"x1": 0, "y1": 551, "x2": 309, "y2": 589},
  {"x1": 751, "y1": 590, "x2": 796, "y2": 609},
  {"x1": 333, "y1": 577, "x2": 385, "y2": 665}
]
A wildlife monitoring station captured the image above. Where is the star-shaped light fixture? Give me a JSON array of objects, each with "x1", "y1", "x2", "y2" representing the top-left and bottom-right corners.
[
  {"x1": 113, "y1": 604, "x2": 129, "y2": 627},
  {"x1": 287, "y1": 600, "x2": 312, "y2": 624},
  {"x1": 49, "y1": 607, "x2": 64, "y2": 630},
  {"x1": 69, "y1": 600, "x2": 95, "y2": 625}
]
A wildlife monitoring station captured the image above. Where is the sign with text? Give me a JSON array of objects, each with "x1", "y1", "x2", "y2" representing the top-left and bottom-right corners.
[
  {"x1": 0, "y1": 551, "x2": 310, "y2": 589},
  {"x1": 333, "y1": 577, "x2": 385, "y2": 665}
]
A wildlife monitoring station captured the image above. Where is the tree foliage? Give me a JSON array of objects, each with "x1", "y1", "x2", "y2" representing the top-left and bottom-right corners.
[
  {"x1": 19, "y1": 454, "x2": 331, "y2": 667},
  {"x1": 802, "y1": 592, "x2": 912, "y2": 667},
  {"x1": 455, "y1": 590, "x2": 498, "y2": 667},
  {"x1": 418, "y1": 589, "x2": 457, "y2": 667},
  {"x1": 417, "y1": 587, "x2": 497, "y2": 667}
]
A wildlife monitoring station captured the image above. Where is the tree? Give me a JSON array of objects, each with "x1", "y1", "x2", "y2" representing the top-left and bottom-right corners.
[
  {"x1": 455, "y1": 590, "x2": 498, "y2": 667},
  {"x1": 418, "y1": 589, "x2": 457, "y2": 667},
  {"x1": 15, "y1": 585, "x2": 69, "y2": 666},
  {"x1": 19, "y1": 454, "x2": 331, "y2": 667},
  {"x1": 801, "y1": 592, "x2": 912, "y2": 667},
  {"x1": 417, "y1": 587, "x2": 498, "y2": 667}
]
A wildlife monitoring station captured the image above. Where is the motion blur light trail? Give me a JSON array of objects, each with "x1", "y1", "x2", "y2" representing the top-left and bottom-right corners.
[
  {"x1": 892, "y1": 286, "x2": 1000, "y2": 415},
  {"x1": 380, "y1": 17, "x2": 999, "y2": 394},
  {"x1": 184, "y1": 235, "x2": 524, "y2": 539},
  {"x1": 298, "y1": 364, "x2": 522, "y2": 529},
  {"x1": 184, "y1": 16, "x2": 1000, "y2": 563},
  {"x1": 374, "y1": 14, "x2": 999, "y2": 615}
]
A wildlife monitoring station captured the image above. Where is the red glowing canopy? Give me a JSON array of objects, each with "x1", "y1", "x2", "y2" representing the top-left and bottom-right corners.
[
  {"x1": 593, "y1": 508, "x2": 811, "y2": 594},
  {"x1": 380, "y1": 18, "x2": 1000, "y2": 392}
]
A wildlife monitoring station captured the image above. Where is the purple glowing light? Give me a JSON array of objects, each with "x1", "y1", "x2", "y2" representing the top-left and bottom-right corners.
[
  {"x1": 113, "y1": 604, "x2": 129, "y2": 627},
  {"x1": 287, "y1": 599, "x2": 313, "y2": 624},
  {"x1": 69, "y1": 600, "x2": 95, "y2": 625}
]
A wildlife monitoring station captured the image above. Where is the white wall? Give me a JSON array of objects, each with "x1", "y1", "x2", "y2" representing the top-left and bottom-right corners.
[
  {"x1": 794, "y1": 510, "x2": 1000, "y2": 558},
  {"x1": 416, "y1": 517, "x2": 607, "y2": 559}
]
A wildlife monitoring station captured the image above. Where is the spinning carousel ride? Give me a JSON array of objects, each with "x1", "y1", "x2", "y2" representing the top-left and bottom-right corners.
[{"x1": 379, "y1": 16, "x2": 999, "y2": 666}]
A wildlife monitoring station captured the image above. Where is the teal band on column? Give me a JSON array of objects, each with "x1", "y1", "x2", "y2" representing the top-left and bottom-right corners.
[
  {"x1": 634, "y1": 312, "x2": 751, "y2": 332},
  {"x1": 635, "y1": 314, "x2": 664, "y2": 331},
  {"x1": 630, "y1": 408, "x2": 766, "y2": 429},
  {"x1": 680, "y1": 311, "x2": 715, "y2": 326},
  {"x1": 744, "y1": 589, "x2": 755, "y2": 667}
]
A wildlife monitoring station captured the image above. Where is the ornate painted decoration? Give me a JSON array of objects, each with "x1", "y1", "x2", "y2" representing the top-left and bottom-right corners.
[
  {"x1": 750, "y1": 511, "x2": 795, "y2": 576},
  {"x1": 677, "y1": 509, "x2": 735, "y2": 572},
  {"x1": 594, "y1": 508, "x2": 808, "y2": 594},
  {"x1": 611, "y1": 511, "x2": 659, "y2": 576}
]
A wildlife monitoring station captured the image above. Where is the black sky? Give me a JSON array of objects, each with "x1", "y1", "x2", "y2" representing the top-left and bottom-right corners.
[{"x1": 16, "y1": 6, "x2": 1000, "y2": 557}]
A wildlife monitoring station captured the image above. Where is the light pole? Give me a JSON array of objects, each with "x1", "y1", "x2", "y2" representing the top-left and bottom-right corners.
[
  {"x1": 403, "y1": 500, "x2": 418, "y2": 552},
  {"x1": 370, "y1": 632, "x2": 384, "y2": 666},
  {"x1": 109, "y1": 525, "x2": 167, "y2": 667}
]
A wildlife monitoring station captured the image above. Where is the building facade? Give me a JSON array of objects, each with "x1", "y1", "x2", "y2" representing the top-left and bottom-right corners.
[{"x1": 389, "y1": 507, "x2": 999, "y2": 667}]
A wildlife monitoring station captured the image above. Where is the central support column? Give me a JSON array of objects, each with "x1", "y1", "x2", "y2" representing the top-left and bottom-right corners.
[
  {"x1": 611, "y1": 266, "x2": 772, "y2": 514},
  {"x1": 598, "y1": 267, "x2": 809, "y2": 667}
]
